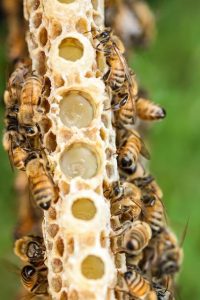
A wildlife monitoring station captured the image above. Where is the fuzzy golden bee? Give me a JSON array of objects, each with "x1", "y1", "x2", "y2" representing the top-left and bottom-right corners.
[
  {"x1": 118, "y1": 129, "x2": 150, "y2": 173},
  {"x1": 7, "y1": 60, "x2": 30, "y2": 109},
  {"x1": 18, "y1": 74, "x2": 43, "y2": 136},
  {"x1": 136, "y1": 96, "x2": 166, "y2": 121},
  {"x1": 14, "y1": 235, "x2": 45, "y2": 265},
  {"x1": 122, "y1": 269, "x2": 157, "y2": 299},
  {"x1": 141, "y1": 196, "x2": 166, "y2": 236},
  {"x1": 154, "y1": 229, "x2": 183, "y2": 277},
  {"x1": 111, "y1": 220, "x2": 152, "y2": 256},
  {"x1": 93, "y1": 28, "x2": 137, "y2": 115},
  {"x1": 25, "y1": 157, "x2": 56, "y2": 210},
  {"x1": 21, "y1": 264, "x2": 48, "y2": 296},
  {"x1": 110, "y1": 182, "x2": 142, "y2": 221}
]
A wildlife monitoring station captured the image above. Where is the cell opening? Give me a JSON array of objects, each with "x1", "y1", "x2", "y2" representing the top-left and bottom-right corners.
[
  {"x1": 39, "y1": 27, "x2": 48, "y2": 47},
  {"x1": 50, "y1": 20, "x2": 62, "y2": 39},
  {"x1": 60, "y1": 291, "x2": 68, "y2": 300},
  {"x1": 52, "y1": 258, "x2": 63, "y2": 273},
  {"x1": 59, "y1": 38, "x2": 84, "y2": 62},
  {"x1": 81, "y1": 255, "x2": 105, "y2": 280},
  {"x1": 32, "y1": 12, "x2": 42, "y2": 28},
  {"x1": 60, "y1": 143, "x2": 99, "y2": 180},
  {"x1": 51, "y1": 276, "x2": 62, "y2": 293},
  {"x1": 71, "y1": 198, "x2": 97, "y2": 221},
  {"x1": 45, "y1": 131, "x2": 57, "y2": 153},
  {"x1": 56, "y1": 237, "x2": 65, "y2": 257},
  {"x1": 76, "y1": 18, "x2": 88, "y2": 34},
  {"x1": 59, "y1": 91, "x2": 94, "y2": 129},
  {"x1": 37, "y1": 51, "x2": 47, "y2": 75},
  {"x1": 48, "y1": 224, "x2": 59, "y2": 238}
]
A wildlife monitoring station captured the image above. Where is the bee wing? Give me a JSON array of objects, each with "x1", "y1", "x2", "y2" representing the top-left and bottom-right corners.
[
  {"x1": 113, "y1": 43, "x2": 137, "y2": 122},
  {"x1": 0, "y1": 258, "x2": 20, "y2": 275},
  {"x1": 140, "y1": 138, "x2": 151, "y2": 160},
  {"x1": 179, "y1": 217, "x2": 189, "y2": 247}
]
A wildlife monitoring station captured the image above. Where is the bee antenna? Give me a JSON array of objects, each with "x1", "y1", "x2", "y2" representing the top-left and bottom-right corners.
[{"x1": 179, "y1": 217, "x2": 190, "y2": 247}]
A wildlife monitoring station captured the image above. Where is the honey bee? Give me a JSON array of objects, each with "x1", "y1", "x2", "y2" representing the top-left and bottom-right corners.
[
  {"x1": 114, "y1": 74, "x2": 138, "y2": 127},
  {"x1": 110, "y1": 182, "x2": 142, "y2": 221},
  {"x1": 14, "y1": 235, "x2": 45, "y2": 266},
  {"x1": 141, "y1": 196, "x2": 166, "y2": 236},
  {"x1": 93, "y1": 28, "x2": 137, "y2": 116},
  {"x1": 105, "y1": 0, "x2": 156, "y2": 49},
  {"x1": 25, "y1": 157, "x2": 56, "y2": 210},
  {"x1": 154, "y1": 229, "x2": 183, "y2": 277},
  {"x1": 7, "y1": 60, "x2": 30, "y2": 109},
  {"x1": 153, "y1": 282, "x2": 175, "y2": 300},
  {"x1": 122, "y1": 269, "x2": 156, "y2": 299},
  {"x1": 21, "y1": 264, "x2": 48, "y2": 296},
  {"x1": 104, "y1": 181, "x2": 124, "y2": 201},
  {"x1": 111, "y1": 220, "x2": 152, "y2": 256},
  {"x1": 118, "y1": 129, "x2": 150, "y2": 173},
  {"x1": 18, "y1": 74, "x2": 43, "y2": 136},
  {"x1": 136, "y1": 96, "x2": 166, "y2": 121}
]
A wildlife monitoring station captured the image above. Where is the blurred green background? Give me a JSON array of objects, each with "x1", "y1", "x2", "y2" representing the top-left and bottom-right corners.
[{"x1": 0, "y1": 0, "x2": 200, "y2": 299}]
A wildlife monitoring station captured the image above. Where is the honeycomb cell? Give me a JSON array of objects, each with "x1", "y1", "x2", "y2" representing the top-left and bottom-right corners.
[
  {"x1": 71, "y1": 198, "x2": 97, "y2": 220},
  {"x1": 37, "y1": 51, "x2": 47, "y2": 75},
  {"x1": 59, "y1": 91, "x2": 94, "y2": 129},
  {"x1": 33, "y1": 12, "x2": 42, "y2": 28},
  {"x1": 48, "y1": 207, "x2": 57, "y2": 220},
  {"x1": 81, "y1": 255, "x2": 105, "y2": 280},
  {"x1": 52, "y1": 258, "x2": 63, "y2": 273},
  {"x1": 56, "y1": 236, "x2": 65, "y2": 257},
  {"x1": 60, "y1": 144, "x2": 99, "y2": 179},
  {"x1": 39, "y1": 27, "x2": 48, "y2": 47},
  {"x1": 50, "y1": 20, "x2": 62, "y2": 39},
  {"x1": 76, "y1": 18, "x2": 88, "y2": 34},
  {"x1": 59, "y1": 38, "x2": 83, "y2": 62},
  {"x1": 60, "y1": 291, "x2": 68, "y2": 300},
  {"x1": 45, "y1": 131, "x2": 57, "y2": 153},
  {"x1": 51, "y1": 275, "x2": 62, "y2": 293},
  {"x1": 48, "y1": 224, "x2": 59, "y2": 238}
]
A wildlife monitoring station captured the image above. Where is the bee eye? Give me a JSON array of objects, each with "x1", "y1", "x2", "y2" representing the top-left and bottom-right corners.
[
  {"x1": 23, "y1": 265, "x2": 36, "y2": 278},
  {"x1": 25, "y1": 126, "x2": 37, "y2": 135},
  {"x1": 120, "y1": 157, "x2": 132, "y2": 168},
  {"x1": 124, "y1": 271, "x2": 133, "y2": 281},
  {"x1": 40, "y1": 201, "x2": 51, "y2": 210}
]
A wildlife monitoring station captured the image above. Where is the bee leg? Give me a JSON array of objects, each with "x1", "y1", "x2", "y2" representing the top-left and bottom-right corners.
[{"x1": 111, "y1": 220, "x2": 132, "y2": 236}]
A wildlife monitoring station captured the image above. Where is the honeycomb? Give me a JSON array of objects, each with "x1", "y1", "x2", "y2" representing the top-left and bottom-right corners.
[{"x1": 24, "y1": 0, "x2": 117, "y2": 299}]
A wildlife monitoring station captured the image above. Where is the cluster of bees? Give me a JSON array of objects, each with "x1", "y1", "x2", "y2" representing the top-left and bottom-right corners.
[
  {"x1": 2, "y1": 7, "x2": 182, "y2": 299},
  {"x1": 93, "y1": 28, "x2": 182, "y2": 299},
  {"x1": 3, "y1": 60, "x2": 57, "y2": 211}
]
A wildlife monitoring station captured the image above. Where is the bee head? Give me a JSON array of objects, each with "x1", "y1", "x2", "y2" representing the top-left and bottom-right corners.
[
  {"x1": 120, "y1": 156, "x2": 133, "y2": 169},
  {"x1": 22, "y1": 265, "x2": 36, "y2": 279}
]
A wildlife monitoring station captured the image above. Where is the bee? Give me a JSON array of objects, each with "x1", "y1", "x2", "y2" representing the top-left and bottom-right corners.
[
  {"x1": 93, "y1": 28, "x2": 137, "y2": 116},
  {"x1": 110, "y1": 182, "x2": 142, "y2": 221},
  {"x1": 104, "y1": 181, "x2": 124, "y2": 201},
  {"x1": 25, "y1": 157, "x2": 56, "y2": 210},
  {"x1": 111, "y1": 220, "x2": 152, "y2": 256},
  {"x1": 7, "y1": 60, "x2": 30, "y2": 109},
  {"x1": 136, "y1": 96, "x2": 166, "y2": 121},
  {"x1": 118, "y1": 129, "x2": 150, "y2": 173},
  {"x1": 18, "y1": 74, "x2": 43, "y2": 136},
  {"x1": 122, "y1": 269, "x2": 156, "y2": 299},
  {"x1": 153, "y1": 282, "x2": 175, "y2": 300},
  {"x1": 141, "y1": 196, "x2": 166, "y2": 236},
  {"x1": 154, "y1": 229, "x2": 183, "y2": 277},
  {"x1": 14, "y1": 235, "x2": 45, "y2": 266},
  {"x1": 21, "y1": 264, "x2": 48, "y2": 296},
  {"x1": 114, "y1": 74, "x2": 138, "y2": 128},
  {"x1": 105, "y1": 0, "x2": 156, "y2": 49}
]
